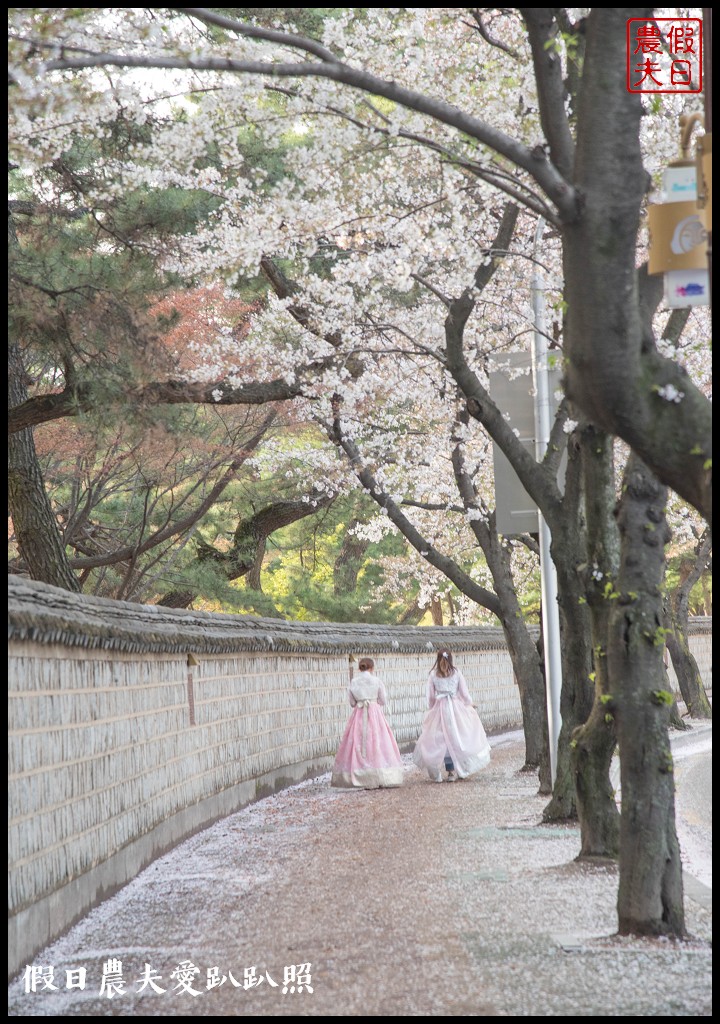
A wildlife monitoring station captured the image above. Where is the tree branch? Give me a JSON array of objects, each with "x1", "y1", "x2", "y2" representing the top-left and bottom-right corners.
[
  {"x1": 176, "y1": 7, "x2": 340, "y2": 63},
  {"x1": 442, "y1": 204, "x2": 564, "y2": 523},
  {"x1": 327, "y1": 405, "x2": 502, "y2": 618},
  {"x1": 521, "y1": 9, "x2": 575, "y2": 179},
  {"x1": 67, "y1": 412, "x2": 276, "y2": 569},
  {"x1": 33, "y1": 29, "x2": 579, "y2": 219},
  {"x1": 7, "y1": 373, "x2": 320, "y2": 434},
  {"x1": 467, "y1": 10, "x2": 521, "y2": 58}
]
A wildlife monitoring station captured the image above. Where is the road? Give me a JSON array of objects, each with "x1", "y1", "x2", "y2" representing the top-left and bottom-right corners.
[
  {"x1": 672, "y1": 722, "x2": 712, "y2": 891},
  {"x1": 611, "y1": 720, "x2": 712, "y2": 893}
]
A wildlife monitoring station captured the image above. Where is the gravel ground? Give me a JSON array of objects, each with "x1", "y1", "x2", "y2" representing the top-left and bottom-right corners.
[{"x1": 8, "y1": 730, "x2": 712, "y2": 1017}]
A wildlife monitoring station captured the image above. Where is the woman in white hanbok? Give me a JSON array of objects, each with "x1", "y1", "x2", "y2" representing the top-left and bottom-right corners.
[{"x1": 413, "y1": 649, "x2": 491, "y2": 782}]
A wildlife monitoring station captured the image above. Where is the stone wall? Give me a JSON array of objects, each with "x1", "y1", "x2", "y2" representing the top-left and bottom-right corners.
[{"x1": 7, "y1": 577, "x2": 712, "y2": 979}]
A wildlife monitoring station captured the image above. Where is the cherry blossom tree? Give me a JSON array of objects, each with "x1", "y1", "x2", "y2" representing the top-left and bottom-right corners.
[{"x1": 9, "y1": 8, "x2": 709, "y2": 519}]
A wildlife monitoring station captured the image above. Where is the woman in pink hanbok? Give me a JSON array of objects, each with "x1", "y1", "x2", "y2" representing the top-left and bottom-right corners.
[
  {"x1": 413, "y1": 649, "x2": 491, "y2": 782},
  {"x1": 331, "y1": 658, "x2": 404, "y2": 789}
]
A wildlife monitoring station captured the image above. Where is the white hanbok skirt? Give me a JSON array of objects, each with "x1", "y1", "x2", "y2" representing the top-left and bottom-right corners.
[{"x1": 412, "y1": 694, "x2": 491, "y2": 780}]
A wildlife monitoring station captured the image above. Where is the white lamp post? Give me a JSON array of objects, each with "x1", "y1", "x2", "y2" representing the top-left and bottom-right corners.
[{"x1": 531, "y1": 217, "x2": 563, "y2": 787}]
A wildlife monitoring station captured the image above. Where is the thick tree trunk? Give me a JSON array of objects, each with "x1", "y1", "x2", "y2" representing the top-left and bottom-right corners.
[
  {"x1": 564, "y1": 10, "x2": 711, "y2": 523},
  {"x1": 8, "y1": 345, "x2": 80, "y2": 592},
  {"x1": 398, "y1": 597, "x2": 424, "y2": 625},
  {"x1": 531, "y1": 624, "x2": 552, "y2": 794},
  {"x1": 499, "y1": 607, "x2": 548, "y2": 783},
  {"x1": 8, "y1": 212, "x2": 80, "y2": 592},
  {"x1": 700, "y1": 575, "x2": 711, "y2": 615},
  {"x1": 570, "y1": 700, "x2": 619, "y2": 858},
  {"x1": 450, "y1": 512, "x2": 548, "y2": 778},
  {"x1": 545, "y1": 559, "x2": 594, "y2": 820},
  {"x1": 159, "y1": 494, "x2": 334, "y2": 607},
  {"x1": 608, "y1": 454, "x2": 685, "y2": 937},
  {"x1": 664, "y1": 659, "x2": 691, "y2": 732},
  {"x1": 541, "y1": 431, "x2": 594, "y2": 821},
  {"x1": 570, "y1": 426, "x2": 620, "y2": 859}
]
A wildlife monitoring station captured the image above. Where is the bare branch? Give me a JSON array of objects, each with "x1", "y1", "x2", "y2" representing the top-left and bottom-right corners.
[
  {"x1": 68, "y1": 412, "x2": 276, "y2": 570},
  {"x1": 467, "y1": 10, "x2": 521, "y2": 58},
  {"x1": 326, "y1": 405, "x2": 502, "y2": 618},
  {"x1": 402, "y1": 499, "x2": 466, "y2": 514},
  {"x1": 7, "y1": 370, "x2": 325, "y2": 434},
  {"x1": 411, "y1": 273, "x2": 451, "y2": 308}
]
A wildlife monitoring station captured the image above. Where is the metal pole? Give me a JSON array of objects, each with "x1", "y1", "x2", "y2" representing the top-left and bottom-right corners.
[{"x1": 531, "y1": 217, "x2": 563, "y2": 786}]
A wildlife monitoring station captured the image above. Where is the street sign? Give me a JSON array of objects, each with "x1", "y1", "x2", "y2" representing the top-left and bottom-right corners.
[{"x1": 488, "y1": 352, "x2": 565, "y2": 535}]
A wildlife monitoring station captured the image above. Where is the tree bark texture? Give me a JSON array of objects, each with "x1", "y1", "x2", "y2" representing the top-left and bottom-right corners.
[
  {"x1": 570, "y1": 426, "x2": 620, "y2": 859},
  {"x1": 608, "y1": 454, "x2": 685, "y2": 937},
  {"x1": 665, "y1": 622, "x2": 712, "y2": 719},
  {"x1": 540, "y1": 430, "x2": 594, "y2": 821},
  {"x1": 8, "y1": 213, "x2": 80, "y2": 592},
  {"x1": 332, "y1": 523, "x2": 370, "y2": 597},
  {"x1": 564, "y1": 10, "x2": 711, "y2": 523},
  {"x1": 450, "y1": 429, "x2": 547, "y2": 775},
  {"x1": 487, "y1": 531, "x2": 548, "y2": 779},
  {"x1": 158, "y1": 494, "x2": 334, "y2": 607}
]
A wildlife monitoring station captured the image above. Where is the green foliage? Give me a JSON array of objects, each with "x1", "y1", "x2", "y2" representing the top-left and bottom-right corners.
[
  {"x1": 644, "y1": 625, "x2": 671, "y2": 647},
  {"x1": 650, "y1": 690, "x2": 674, "y2": 706},
  {"x1": 665, "y1": 549, "x2": 711, "y2": 616},
  {"x1": 252, "y1": 506, "x2": 413, "y2": 623},
  {"x1": 517, "y1": 583, "x2": 541, "y2": 622},
  {"x1": 542, "y1": 28, "x2": 582, "y2": 62},
  {"x1": 10, "y1": 109, "x2": 226, "y2": 402}
]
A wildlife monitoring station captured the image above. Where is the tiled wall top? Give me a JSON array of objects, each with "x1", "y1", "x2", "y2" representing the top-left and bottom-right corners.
[{"x1": 8, "y1": 577, "x2": 517, "y2": 656}]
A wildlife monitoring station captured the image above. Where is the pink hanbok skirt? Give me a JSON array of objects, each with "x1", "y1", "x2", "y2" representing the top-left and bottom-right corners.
[
  {"x1": 331, "y1": 702, "x2": 404, "y2": 789},
  {"x1": 413, "y1": 696, "x2": 491, "y2": 780}
]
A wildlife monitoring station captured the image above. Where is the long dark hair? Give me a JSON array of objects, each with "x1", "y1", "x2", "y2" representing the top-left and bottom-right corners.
[{"x1": 432, "y1": 649, "x2": 455, "y2": 678}]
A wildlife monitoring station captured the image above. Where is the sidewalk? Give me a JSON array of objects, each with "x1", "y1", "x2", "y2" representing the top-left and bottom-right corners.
[{"x1": 8, "y1": 729, "x2": 712, "y2": 1017}]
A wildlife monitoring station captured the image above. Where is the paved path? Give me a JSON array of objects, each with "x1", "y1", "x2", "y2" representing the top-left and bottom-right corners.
[{"x1": 8, "y1": 729, "x2": 712, "y2": 1016}]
